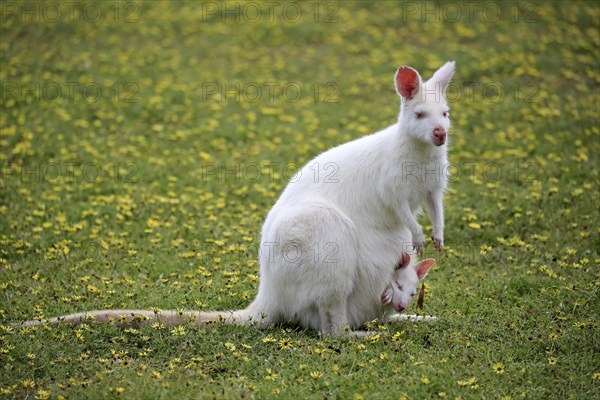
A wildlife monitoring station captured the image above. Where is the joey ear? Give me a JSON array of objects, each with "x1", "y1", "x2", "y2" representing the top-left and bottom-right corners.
[
  {"x1": 395, "y1": 252, "x2": 411, "y2": 270},
  {"x1": 428, "y1": 61, "x2": 455, "y2": 91},
  {"x1": 415, "y1": 258, "x2": 436, "y2": 280},
  {"x1": 394, "y1": 66, "x2": 421, "y2": 101}
]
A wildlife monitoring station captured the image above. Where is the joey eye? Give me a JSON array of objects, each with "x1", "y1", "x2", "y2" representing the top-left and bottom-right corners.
[
  {"x1": 410, "y1": 293, "x2": 416, "y2": 297},
  {"x1": 443, "y1": 111, "x2": 449, "y2": 118},
  {"x1": 395, "y1": 282, "x2": 404, "y2": 291},
  {"x1": 415, "y1": 112, "x2": 424, "y2": 119}
]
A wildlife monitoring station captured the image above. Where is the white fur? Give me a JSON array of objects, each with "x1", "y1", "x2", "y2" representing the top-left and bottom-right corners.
[
  {"x1": 381, "y1": 256, "x2": 435, "y2": 315},
  {"x1": 241, "y1": 61, "x2": 455, "y2": 335}
]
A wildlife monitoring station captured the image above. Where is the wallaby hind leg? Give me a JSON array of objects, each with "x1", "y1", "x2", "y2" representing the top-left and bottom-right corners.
[
  {"x1": 318, "y1": 300, "x2": 350, "y2": 337},
  {"x1": 317, "y1": 300, "x2": 375, "y2": 339}
]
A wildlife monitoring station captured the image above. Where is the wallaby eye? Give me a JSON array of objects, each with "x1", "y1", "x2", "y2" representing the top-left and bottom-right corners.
[
  {"x1": 415, "y1": 112, "x2": 424, "y2": 119},
  {"x1": 410, "y1": 293, "x2": 416, "y2": 297},
  {"x1": 395, "y1": 282, "x2": 404, "y2": 291},
  {"x1": 443, "y1": 111, "x2": 449, "y2": 118}
]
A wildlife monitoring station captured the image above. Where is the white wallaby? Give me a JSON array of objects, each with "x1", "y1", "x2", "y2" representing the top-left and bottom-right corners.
[
  {"x1": 381, "y1": 253, "x2": 434, "y2": 314},
  {"x1": 21, "y1": 61, "x2": 455, "y2": 336},
  {"x1": 382, "y1": 252, "x2": 437, "y2": 323}
]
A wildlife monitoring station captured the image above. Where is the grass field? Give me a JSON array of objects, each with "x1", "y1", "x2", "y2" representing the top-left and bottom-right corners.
[{"x1": 1, "y1": 1, "x2": 599, "y2": 399}]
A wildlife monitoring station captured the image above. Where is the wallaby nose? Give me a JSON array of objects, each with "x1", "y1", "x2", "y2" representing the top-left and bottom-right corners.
[
  {"x1": 433, "y1": 127, "x2": 446, "y2": 146},
  {"x1": 395, "y1": 303, "x2": 406, "y2": 312}
]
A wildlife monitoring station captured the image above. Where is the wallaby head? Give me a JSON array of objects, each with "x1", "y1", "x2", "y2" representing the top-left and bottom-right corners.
[
  {"x1": 395, "y1": 61, "x2": 455, "y2": 146},
  {"x1": 382, "y1": 253, "x2": 436, "y2": 313}
]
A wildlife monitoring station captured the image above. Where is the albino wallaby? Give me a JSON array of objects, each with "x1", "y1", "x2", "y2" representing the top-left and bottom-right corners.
[
  {"x1": 381, "y1": 253, "x2": 435, "y2": 314},
  {"x1": 21, "y1": 61, "x2": 455, "y2": 336},
  {"x1": 382, "y1": 252, "x2": 438, "y2": 323}
]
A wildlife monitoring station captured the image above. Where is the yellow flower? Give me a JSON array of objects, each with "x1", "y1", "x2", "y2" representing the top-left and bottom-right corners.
[
  {"x1": 493, "y1": 362, "x2": 505, "y2": 374},
  {"x1": 151, "y1": 371, "x2": 162, "y2": 380},
  {"x1": 22, "y1": 379, "x2": 35, "y2": 388},
  {"x1": 146, "y1": 218, "x2": 161, "y2": 228},
  {"x1": 35, "y1": 390, "x2": 51, "y2": 400},
  {"x1": 278, "y1": 338, "x2": 292, "y2": 350},
  {"x1": 260, "y1": 107, "x2": 283, "y2": 116},
  {"x1": 480, "y1": 245, "x2": 492, "y2": 254},
  {"x1": 457, "y1": 377, "x2": 478, "y2": 388},
  {"x1": 368, "y1": 334, "x2": 381, "y2": 343},
  {"x1": 170, "y1": 326, "x2": 186, "y2": 336},
  {"x1": 264, "y1": 368, "x2": 277, "y2": 381},
  {"x1": 466, "y1": 213, "x2": 478, "y2": 221},
  {"x1": 224, "y1": 342, "x2": 236, "y2": 351}
]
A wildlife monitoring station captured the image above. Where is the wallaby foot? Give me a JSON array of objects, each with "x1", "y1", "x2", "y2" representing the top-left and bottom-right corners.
[{"x1": 387, "y1": 313, "x2": 438, "y2": 322}]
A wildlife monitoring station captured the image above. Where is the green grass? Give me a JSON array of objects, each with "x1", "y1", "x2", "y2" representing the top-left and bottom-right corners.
[{"x1": 1, "y1": 1, "x2": 599, "y2": 399}]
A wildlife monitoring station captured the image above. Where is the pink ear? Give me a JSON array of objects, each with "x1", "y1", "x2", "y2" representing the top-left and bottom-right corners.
[
  {"x1": 395, "y1": 252, "x2": 411, "y2": 270},
  {"x1": 395, "y1": 66, "x2": 421, "y2": 100},
  {"x1": 416, "y1": 258, "x2": 436, "y2": 280}
]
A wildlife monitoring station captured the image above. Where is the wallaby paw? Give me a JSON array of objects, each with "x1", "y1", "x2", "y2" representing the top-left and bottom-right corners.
[
  {"x1": 381, "y1": 286, "x2": 392, "y2": 305},
  {"x1": 387, "y1": 313, "x2": 438, "y2": 323},
  {"x1": 412, "y1": 240, "x2": 425, "y2": 256},
  {"x1": 345, "y1": 330, "x2": 381, "y2": 339},
  {"x1": 412, "y1": 229, "x2": 426, "y2": 255},
  {"x1": 431, "y1": 236, "x2": 444, "y2": 253}
]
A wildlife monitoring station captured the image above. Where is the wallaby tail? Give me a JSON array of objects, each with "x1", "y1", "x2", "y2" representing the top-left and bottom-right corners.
[{"x1": 19, "y1": 308, "x2": 266, "y2": 328}]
